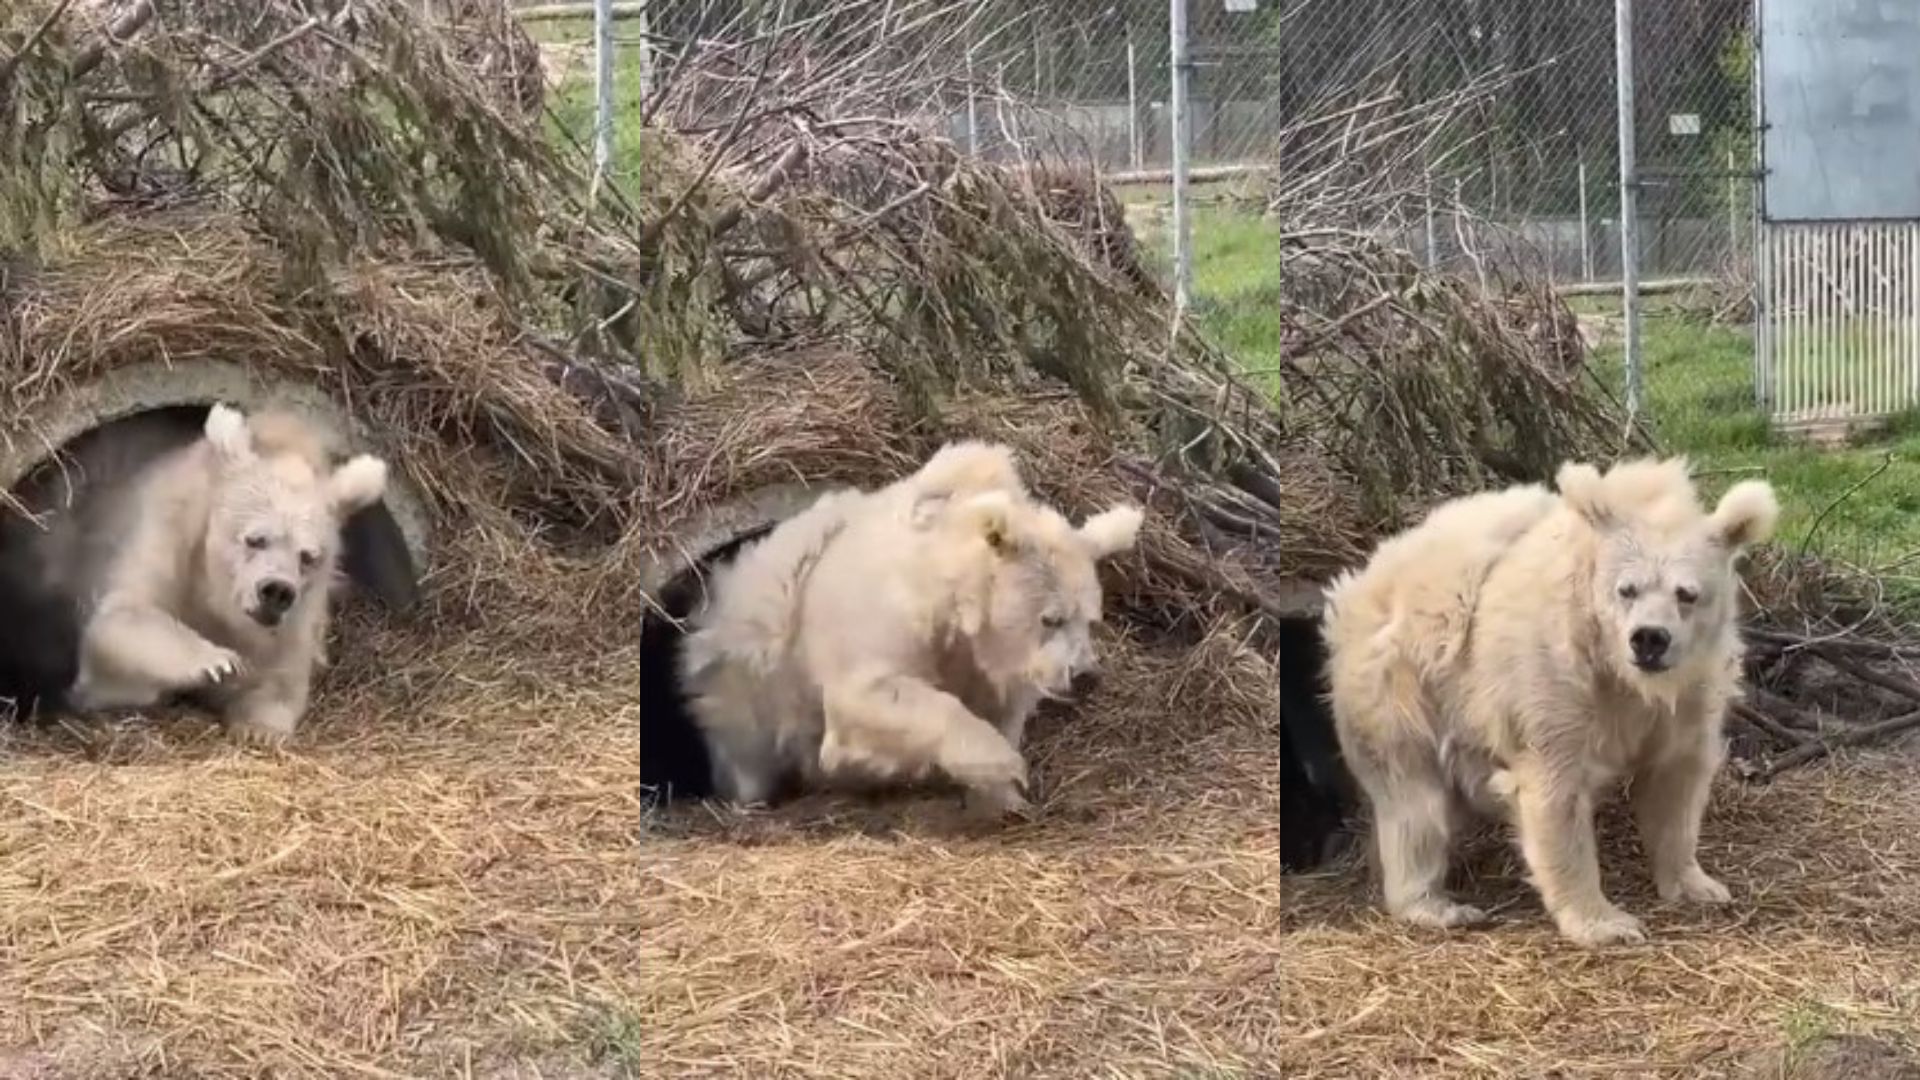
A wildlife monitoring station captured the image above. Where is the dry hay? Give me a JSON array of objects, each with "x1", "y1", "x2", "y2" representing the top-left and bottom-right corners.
[
  {"x1": 4, "y1": 0, "x2": 1909, "y2": 1076},
  {"x1": 625, "y1": 15, "x2": 1662, "y2": 1069},
  {"x1": 0, "y1": 0, "x2": 661, "y2": 1072},
  {"x1": 1280, "y1": 752, "x2": 1920, "y2": 1077},
  {"x1": 0, "y1": 594, "x2": 645, "y2": 1076},
  {"x1": 642, "y1": 626, "x2": 1284, "y2": 1076}
]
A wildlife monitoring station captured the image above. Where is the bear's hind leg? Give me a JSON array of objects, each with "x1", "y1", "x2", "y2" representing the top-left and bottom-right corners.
[
  {"x1": 820, "y1": 671, "x2": 1029, "y2": 816},
  {"x1": 72, "y1": 605, "x2": 241, "y2": 711},
  {"x1": 1367, "y1": 771, "x2": 1485, "y2": 929},
  {"x1": 1329, "y1": 656, "x2": 1484, "y2": 929}
]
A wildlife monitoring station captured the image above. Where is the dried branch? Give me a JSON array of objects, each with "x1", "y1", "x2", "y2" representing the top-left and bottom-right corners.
[
  {"x1": 1751, "y1": 708, "x2": 1920, "y2": 781},
  {"x1": 0, "y1": 0, "x2": 73, "y2": 87}
]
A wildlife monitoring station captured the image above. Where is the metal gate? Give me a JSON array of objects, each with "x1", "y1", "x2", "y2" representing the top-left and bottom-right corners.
[{"x1": 1755, "y1": 0, "x2": 1920, "y2": 433}]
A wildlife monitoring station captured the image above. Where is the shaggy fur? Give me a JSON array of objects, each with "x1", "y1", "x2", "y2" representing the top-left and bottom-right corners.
[
  {"x1": 33, "y1": 404, "x2": 389, "y2": 745},
  {"x1": 1322, "y1": 458, "x2": 1779, "y2": 946},
  {"x1": 0, "y1": 407, "x2": 418, "y2": 725},
  {"x1": 678, "y1": 441, "x2": 1143, "y2": 816}
]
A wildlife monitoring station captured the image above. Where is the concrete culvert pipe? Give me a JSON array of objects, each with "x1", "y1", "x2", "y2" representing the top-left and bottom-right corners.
[
  {"x1": 0, "y1": 360, "x2": 433, "y2": 715},
  {"x1": 639, "y1": 483, "x2": 824, "y2": 807},
  {"x1": 1280, "y1": 609, "x2": 1363, "y2": 874}
]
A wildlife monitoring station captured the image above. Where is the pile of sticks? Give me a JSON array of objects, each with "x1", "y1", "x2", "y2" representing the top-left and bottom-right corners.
[{"x1": 1734, "y1": 626, "x2": 1920, "y2": 780}]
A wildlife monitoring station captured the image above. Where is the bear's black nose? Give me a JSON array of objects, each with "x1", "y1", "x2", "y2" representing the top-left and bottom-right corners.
[
  {"x1": 1629, "y1": 626, "x2": 1670, "y2": 666},
  {"x1": 259, "y1": 579, "x2": 296, "y2": 615}
]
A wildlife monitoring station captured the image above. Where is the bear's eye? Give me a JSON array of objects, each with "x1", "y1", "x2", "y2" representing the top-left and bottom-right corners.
[
  {"x1": 1040, "y1": 613, "x2": 1067, "y2": 632},
  {"x1": 1617, "y1": 583, "x2": 1639, "y2": 600},
  {"x1": 299, "y1": 550, "x2": 321, "y2": 571},
  {"x1": 245, "y1": 534, "x2": 269, "y2": 551},
  {"x1": 1675, "y1": 586, "x2": 1700, "y2": 605}
]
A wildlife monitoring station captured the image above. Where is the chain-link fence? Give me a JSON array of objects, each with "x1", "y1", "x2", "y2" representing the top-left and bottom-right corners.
[{"x1": 520, "y1": 0, "x2": 1759, "y2": 439}]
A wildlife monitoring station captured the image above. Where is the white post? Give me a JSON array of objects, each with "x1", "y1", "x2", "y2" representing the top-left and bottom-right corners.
[
  {"x1": 636, "y1": 0, "x2": 654, "y2": 105},
  {"x1": 966, "y1": 43, "x2": 980, "y2": 156},
  {"x1": 1614, "y1": 0, "x2": 1644, "y2": 423},
  {"x1": 1126, "y1": 23, "x2": 1142, "y2": 171},
  {"x1": 1170, "y1": 0, "x2": 1193, "y2": 311},
  {"x1": 1749, "y1": 0, "x2": 1772, "y2": 412},
  {"x1": 1424, "y1": 166, "x2": 1437, "y2": 268},
  {"x1": 1578, "y1": 155, "x2": 1593, "y2": 281},
  {"x1": 592, "y1": 0, "x2": 614, "y2": 199}
]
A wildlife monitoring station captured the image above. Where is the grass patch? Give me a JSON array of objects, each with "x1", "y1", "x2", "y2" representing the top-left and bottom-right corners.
[
  {"x1": 1582, "y1": 305, "x2": 1920, "y2": 592},
  {"x1": 523, "y1": 18, "x2": 652, "y2": 185},
  {"x1": 1782, "y1": 999, "x2": 1844, "y2": 1061},
  {"x1": 585, "y1": 1006, "x2": 646, "y2": 1069},
  {"x1": 1121, "y1": 188, "x2": 1281, "y2": 391}
]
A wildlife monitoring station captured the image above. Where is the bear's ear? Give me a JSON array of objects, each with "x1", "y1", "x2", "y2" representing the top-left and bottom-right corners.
[
  {"x1": 1555, "y1": 461, "x2": 1614, "y2": 529},
  {"x1": 908, "y1": 492, "x2": 955, "y2": 531},
  {"x1": 203, "y1": 403, "x2": 254, "y2": 463},
  {"x1": 915, "y1": 441, "x2": 1025, "y2": 499},
  {"x1": 328, "y1": 454, "x2": 389, "y2": 518},
  {"x1": 907, "y1": 442, "x2": 1027, "y2": 530},
  {"x1": 1709, "y1": 479, "x2": 1779, "y2": 552},
  {"x1": 1078, "y1": 504, "x2": 1144, "y2": 560},
  {"x1": 952, "y1": 490, "x2": 1022, "y2": 555}
]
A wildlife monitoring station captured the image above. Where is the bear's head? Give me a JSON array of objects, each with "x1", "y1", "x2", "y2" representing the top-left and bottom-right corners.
[
  {"x1": 946, "y1": 489, "x2": 1144, "y2": 702},
  {"x1": 199, "y1": 404, "x2": 390, "y2": 633},
  {"x1": 1556, "y1": 457, "x2": 1777, "y2": 686}
]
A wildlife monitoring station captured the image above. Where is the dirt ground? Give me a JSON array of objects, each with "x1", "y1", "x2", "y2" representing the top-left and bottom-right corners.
[{"x1": 1280, "y1": 747, "x2": 1920, "y2": 1077}]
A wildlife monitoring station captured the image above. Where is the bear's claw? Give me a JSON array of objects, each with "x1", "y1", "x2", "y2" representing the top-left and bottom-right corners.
[
  {"x1": 193, "y1": 645, "x2": 243, "y2": 688},
  {"x1": 226, "y1": 719, "x2": 291, "y2": 748}
]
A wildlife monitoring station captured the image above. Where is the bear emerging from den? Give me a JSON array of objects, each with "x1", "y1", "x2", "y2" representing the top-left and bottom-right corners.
[
  {"x1": 18, "y1": 403, "x2": 388, "y2": 746},
  {"x1": 676, "y1": 441, "x2": 1144, "y2": 818},
  {"x1": 1322, "y1": 457, "x2": 1778, "y2": 948}
]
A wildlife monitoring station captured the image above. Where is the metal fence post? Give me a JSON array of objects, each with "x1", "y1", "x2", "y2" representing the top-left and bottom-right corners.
[
  {"x1": 1749, "y1": 0, "x2": 1771, "y2": 411},
  {"x1": 1614, "y1": 0, "x2": 1644, "y2": 424},
  {"x1": 966, "y1": 40, "x2": 980, "y2": 156},
  {"x1": 1126, "y1": 22, "x2": 1142, "y2": 171},
  {"x1": 592, "y1": 0, "x2": 614, "y2": 198},
  {"x1": 636, "y1": 0, "x2": 653, "y2": 105},
  {"x1": 1170, "y1": 0, "x2": 1193, "y2": 312},
  {"x1": 1578, "y1": 154, "x2": 1593, "y2": 281},
  {"x1": 1424, "y1": 165, "x2": 1437, "y2": 268}
]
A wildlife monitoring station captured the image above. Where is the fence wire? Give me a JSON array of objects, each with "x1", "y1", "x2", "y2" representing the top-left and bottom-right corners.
[{"x1": 520, "y1": 0, "x2": 1758, "y2": 434}]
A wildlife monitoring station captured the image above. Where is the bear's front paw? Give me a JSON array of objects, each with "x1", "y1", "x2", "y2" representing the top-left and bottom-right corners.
[
  {"x1": 1556, "y1": 904, "x2": 1647, "y2": 948},
  {"x1": 226, "y1": 706, "x2": 298, "y2": 749},
  {"x1": 963, "y1": 780, "x2": 1034, "y2": 821},
  {"x1": 226, "y1": 722, "x2": 289, "y2": 749},
  {"x1": 1657, "y1": 866, "x2": 1733, "y2": 905},
  {"x1": 941, "y1": 725, "x2": 1029, "y2": 794},
  {"x1": 194, "y1": 645, "x2": 244, "y2": 688}
]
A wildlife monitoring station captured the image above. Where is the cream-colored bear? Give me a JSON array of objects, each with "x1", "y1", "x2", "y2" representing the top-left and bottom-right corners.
[
  {"x1": 679, "y1": 441, "x2": 1143, "y2": 815},
  {"x1": 61, "y1": 404, "x2": 388, "y2": 746},
  {"x1": 1322, "y1": 457, "x2": 1778, "y2": 947}
]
